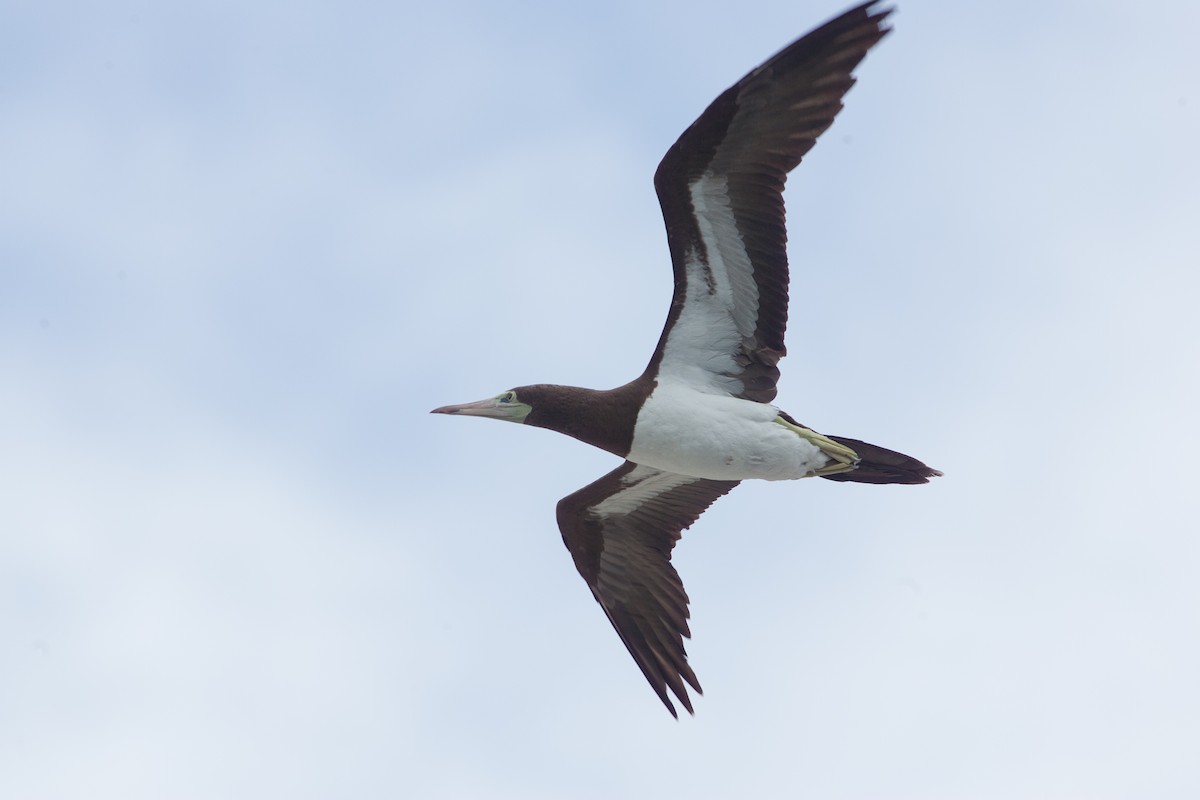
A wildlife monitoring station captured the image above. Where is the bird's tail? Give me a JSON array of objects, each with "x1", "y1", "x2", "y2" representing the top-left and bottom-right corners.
[{"x1": 820, "y1": 437, "x2": 943, "y2": 485}]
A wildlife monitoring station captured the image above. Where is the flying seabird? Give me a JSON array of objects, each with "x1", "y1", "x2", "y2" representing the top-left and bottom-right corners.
[{"x1": 432, "y1": 1, "x2": 940, "y2": 717}]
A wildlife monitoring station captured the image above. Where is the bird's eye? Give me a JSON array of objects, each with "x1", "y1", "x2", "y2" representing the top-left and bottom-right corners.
[{"x1": 500, "y1": 391, "x2": 516, "y2": 404}]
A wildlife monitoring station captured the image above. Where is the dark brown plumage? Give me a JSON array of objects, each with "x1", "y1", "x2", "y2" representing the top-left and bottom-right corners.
[{"x1": 517, "y1": 381, "x2": 653, "y2": 458}]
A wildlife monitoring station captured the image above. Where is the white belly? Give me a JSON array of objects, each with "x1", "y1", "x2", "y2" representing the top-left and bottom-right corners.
[{"x1": 626, "y1": 382, "x2": 829, "y2": 481}]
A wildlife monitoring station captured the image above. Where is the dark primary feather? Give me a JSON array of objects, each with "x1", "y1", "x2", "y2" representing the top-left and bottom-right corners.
[
  {"x1": 649, "y1": 2, "x2": 892, "y2": 403},
  {"x1": 557, "y1": 463, "x2": 739, "y2": 717}
]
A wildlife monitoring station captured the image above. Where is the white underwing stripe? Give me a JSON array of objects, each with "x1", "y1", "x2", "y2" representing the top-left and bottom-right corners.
[
  {"x1": 690, "y1": 173, "x2": 760, "y2": 342},
  {"x1": 654, "y1": 173, "x2": 765, "y2": 394},
  {"x1": 591, "y1": 465, "x2": 695, "y2": 519}
]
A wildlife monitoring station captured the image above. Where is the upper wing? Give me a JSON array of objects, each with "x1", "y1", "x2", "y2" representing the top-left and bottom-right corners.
[
  {"x1": 556, "y1": 461, "x2": 739, "y2": 717},
  {"x1": 647, "y1": 2, "x2": 892, "y2": 402}
]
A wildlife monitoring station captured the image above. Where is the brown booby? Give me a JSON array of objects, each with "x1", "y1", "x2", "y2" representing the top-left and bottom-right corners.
[{"x1": 432, "y1": 1, "x2": 940, "y2": 717}]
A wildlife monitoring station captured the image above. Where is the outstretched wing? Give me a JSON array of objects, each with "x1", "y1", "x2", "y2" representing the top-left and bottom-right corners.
[
  {"x1": 648, "y1": 2, "x2": 892, "y2": 402},
  {"x1": 556, "y1": 462, "x2": 739, "y2": 717}
]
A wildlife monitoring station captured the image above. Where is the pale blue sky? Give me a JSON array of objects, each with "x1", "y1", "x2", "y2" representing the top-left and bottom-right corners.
[{"x1": 4, "y1": 1, "x2": 1199, "y2": 798}]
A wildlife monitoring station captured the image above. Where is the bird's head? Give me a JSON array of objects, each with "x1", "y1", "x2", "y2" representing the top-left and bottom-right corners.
[
  {"x1": 432, "y1": 384, "x2": 625, "y2": 454},
  {"x1": 430, "y1": 388, "x2": 534, "y2": 424}
]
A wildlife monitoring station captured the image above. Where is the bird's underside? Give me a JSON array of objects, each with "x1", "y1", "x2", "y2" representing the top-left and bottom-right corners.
[{"x1": 432, "y1": 2, "x2": 942, "y2": 718}]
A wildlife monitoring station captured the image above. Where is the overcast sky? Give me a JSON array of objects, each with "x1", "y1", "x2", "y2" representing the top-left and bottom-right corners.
[{"x1": 4, "y1": 1, "x2": 1199, "y2": 797}]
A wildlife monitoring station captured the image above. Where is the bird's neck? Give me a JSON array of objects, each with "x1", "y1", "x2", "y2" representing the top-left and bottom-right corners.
[{"x1": 523, "y1": 379, "x2": 654, "y2": 458}]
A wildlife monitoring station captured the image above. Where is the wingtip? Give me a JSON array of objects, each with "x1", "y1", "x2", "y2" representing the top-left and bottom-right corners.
[
  {"x1": 668, "y1": 676, "x2": 702, "y2": 718},
  {"x1": 654, "y1": 679, "x2": 702, "y2": 719},
  {"x1": 864, "y1": 0, "x2": 896, "y2": 20},
  {"x1": 853, "y1": 1, "x2": 897, "y2": 39}
]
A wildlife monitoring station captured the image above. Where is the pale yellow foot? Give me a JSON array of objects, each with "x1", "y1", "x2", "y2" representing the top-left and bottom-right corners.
[{"x1": 774, "y1": 416, "x2": 860, "y2": 477}]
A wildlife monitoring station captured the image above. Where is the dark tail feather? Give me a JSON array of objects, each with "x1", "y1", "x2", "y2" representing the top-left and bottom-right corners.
[{"x1": 820, "y1": 437, "x2": 943, "y2": 485}]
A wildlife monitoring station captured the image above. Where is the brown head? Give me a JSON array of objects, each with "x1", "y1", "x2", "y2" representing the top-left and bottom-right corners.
[{"x1": 431, "y1": 380, "x2": 652, "y2": 458}]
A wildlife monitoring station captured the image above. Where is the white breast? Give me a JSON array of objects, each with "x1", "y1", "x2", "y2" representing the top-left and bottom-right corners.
[{"x1": 627, "y1": 381, "x2": 828, "y2": 481}]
